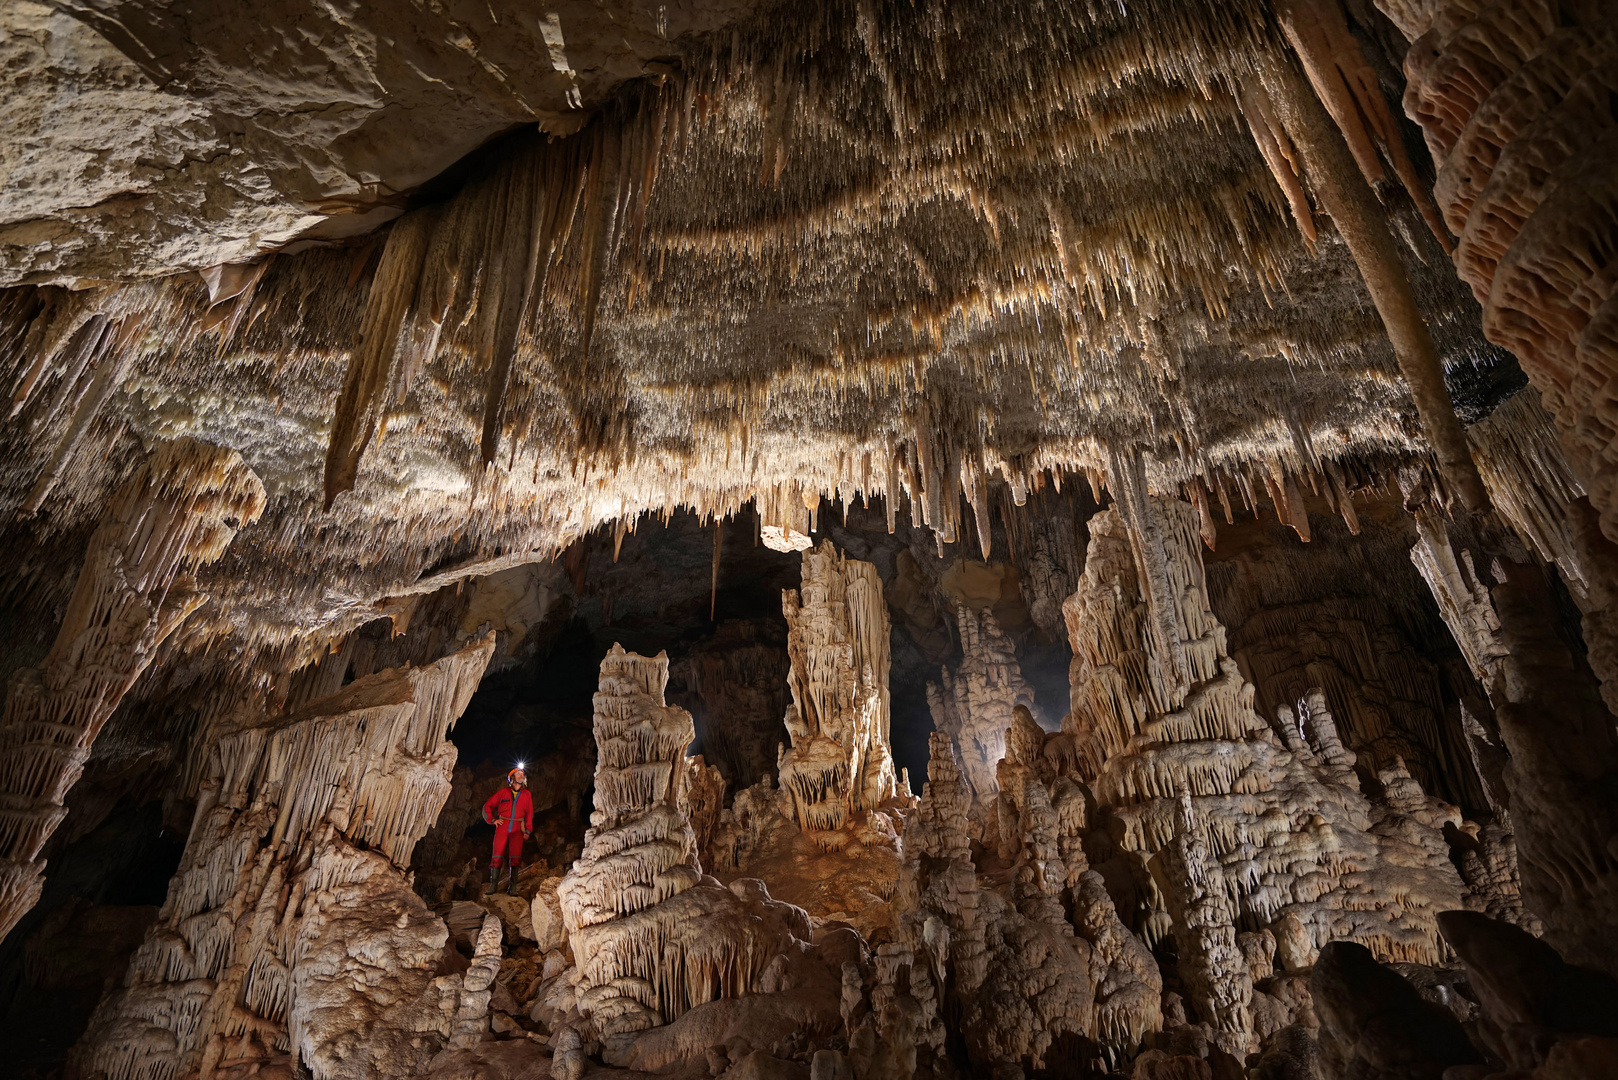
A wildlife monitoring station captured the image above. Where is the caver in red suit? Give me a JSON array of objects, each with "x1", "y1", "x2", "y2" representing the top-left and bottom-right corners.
[{"x1": 484, "y1": 767, "x2": 533, "y2": 895}]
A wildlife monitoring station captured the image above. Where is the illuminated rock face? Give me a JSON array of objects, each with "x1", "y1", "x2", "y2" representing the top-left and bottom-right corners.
[
  {"x1": 927, "y1": 603, "x2": 1041, "y2": 822},
  {"x1": 1390, "y1": 0, "x2": 1618, "y2": 540}
]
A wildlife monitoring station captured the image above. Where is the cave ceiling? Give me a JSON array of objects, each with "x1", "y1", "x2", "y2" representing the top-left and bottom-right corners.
[{"x1": 0, "y1": 0, "x2": 1516, "y2": 665}]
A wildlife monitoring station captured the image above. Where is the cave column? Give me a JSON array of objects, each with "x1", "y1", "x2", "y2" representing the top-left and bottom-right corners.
[
  {"x1": 1254, "y1": 53, "x2": 1490, "y2": 512},
  {"x1": 926, "y1": 603, "x2": 1041, "y2": 833},
  {"x1": 0, "y1": 437, "x2": 266, "y2": 944}
]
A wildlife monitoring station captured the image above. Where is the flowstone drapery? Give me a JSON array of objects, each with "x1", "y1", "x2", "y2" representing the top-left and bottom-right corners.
[{"x1": 73, "y1": 636, "x2": 494, "y2": 1080}]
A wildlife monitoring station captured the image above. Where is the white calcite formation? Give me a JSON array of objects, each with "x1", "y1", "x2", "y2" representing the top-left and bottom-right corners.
[
  {"x1": 1064, "y1": 499, "x2": 1469, "y2": 980},
  {"x1": 926, "y1": 603, "x2": 1042, "y2": 824},
  {"x1": 558, "y1": 645, "x2": 786, "y2": 1040},
  {"x1": 73, "y1": 635, "x2": 494, "y2": 1080},
  {"x1": 0, "y1": 437, "x2": 264, "y2": 943},
  {"x1": 778, "y1": 542, "x2": 899, "y2": 842}
]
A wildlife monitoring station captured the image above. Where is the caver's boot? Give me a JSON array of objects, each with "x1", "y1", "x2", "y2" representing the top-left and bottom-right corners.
[
  {"x1": 487, "y1": 865, "x2": 500, "y2": 895},
  {"x1": 504, "y1": 867, "x2": 518, "y2": 895}
]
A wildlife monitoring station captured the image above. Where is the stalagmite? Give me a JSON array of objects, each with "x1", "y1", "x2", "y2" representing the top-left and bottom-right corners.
[
  {"x1": 0, "y1": 438, "x2": 265, "y2": 944},
  {"x1": 1151, "y1": 793, "x2": 1255, "y2": 1054},
  {"x1": 926, "y1": 604, "x2": 1041, "y2": 823},
  {"x1": 1065, "y1": 499, "x2": 1468, "y2": 977},
  {"x1": 73, "y1": 636, "x2": 494, "y2": 1080},
  {"x1": 557, "y1": 645, "x2": 790, "y2": 1041},
  {"x1": 777, "y1": 541, "x2": 898, "y2": 842}
]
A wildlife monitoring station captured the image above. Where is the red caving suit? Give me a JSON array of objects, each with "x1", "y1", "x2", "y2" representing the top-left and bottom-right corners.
[{"x1": 484, "y1": 784, "x2": 534, "y2": 869}]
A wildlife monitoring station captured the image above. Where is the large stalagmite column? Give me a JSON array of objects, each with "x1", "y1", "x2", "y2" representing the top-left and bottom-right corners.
[
  {"x1": 1064, "y1": 498, "x2": 1468, "y2": 993},
  {"x1": 777, "y1": 540, "x2": 898, "y2": 840},
  {"x1": 0, "y1": 437, "x2": 265, "y2": 944},
  {"x1": 559, "y1": 644, "x2": 786, "y2": 1041},
  {"x1": 927, "y1": 603, "x2": 1041, "y2": 820},
  {"x1": 75, "y1": 635, "x2": 495, "y2": 1080}
]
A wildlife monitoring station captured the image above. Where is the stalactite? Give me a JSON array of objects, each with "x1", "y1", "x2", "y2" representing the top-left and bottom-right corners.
[
  {"x1": 323, "y1": 207, "x2": 440, "y2": 507},
  {"x1": 1273, "y1": 0, "x2": 1453, "y2": 252}
]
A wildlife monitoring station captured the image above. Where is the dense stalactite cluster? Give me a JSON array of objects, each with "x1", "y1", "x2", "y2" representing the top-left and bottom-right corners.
[
  {"x1": 0, "y1": 0, "x2": 1517, "y2": 692},
  {"x1": 0, "y1": 437, "x2": 264, "y2": 943}
]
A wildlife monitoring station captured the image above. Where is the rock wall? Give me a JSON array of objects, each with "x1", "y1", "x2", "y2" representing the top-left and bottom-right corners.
[
  {"x1": 1389, "y1": 0, "x2": 1618, "y2": 542},
  {"x1": 1411, "y1": 507, "x2": 1618, "y2": 975},
  {"x1": 71, "y1": 636, "x2": 493, "y2": 1080},
  {"x1": 1, "y1": 0, "x2": 764, "y2": 285}
]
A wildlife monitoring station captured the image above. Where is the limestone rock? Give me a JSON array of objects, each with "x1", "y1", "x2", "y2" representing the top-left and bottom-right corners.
[
  {"x1": 927, "y1": 603, "x2": 1043, "y2": 820},
  {"x1": 0, "y1": 0, "x2": 765, "y2": 285},
  {"x1": 1066, "y1": 500, "x2": 1468, "y2": 979}
]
